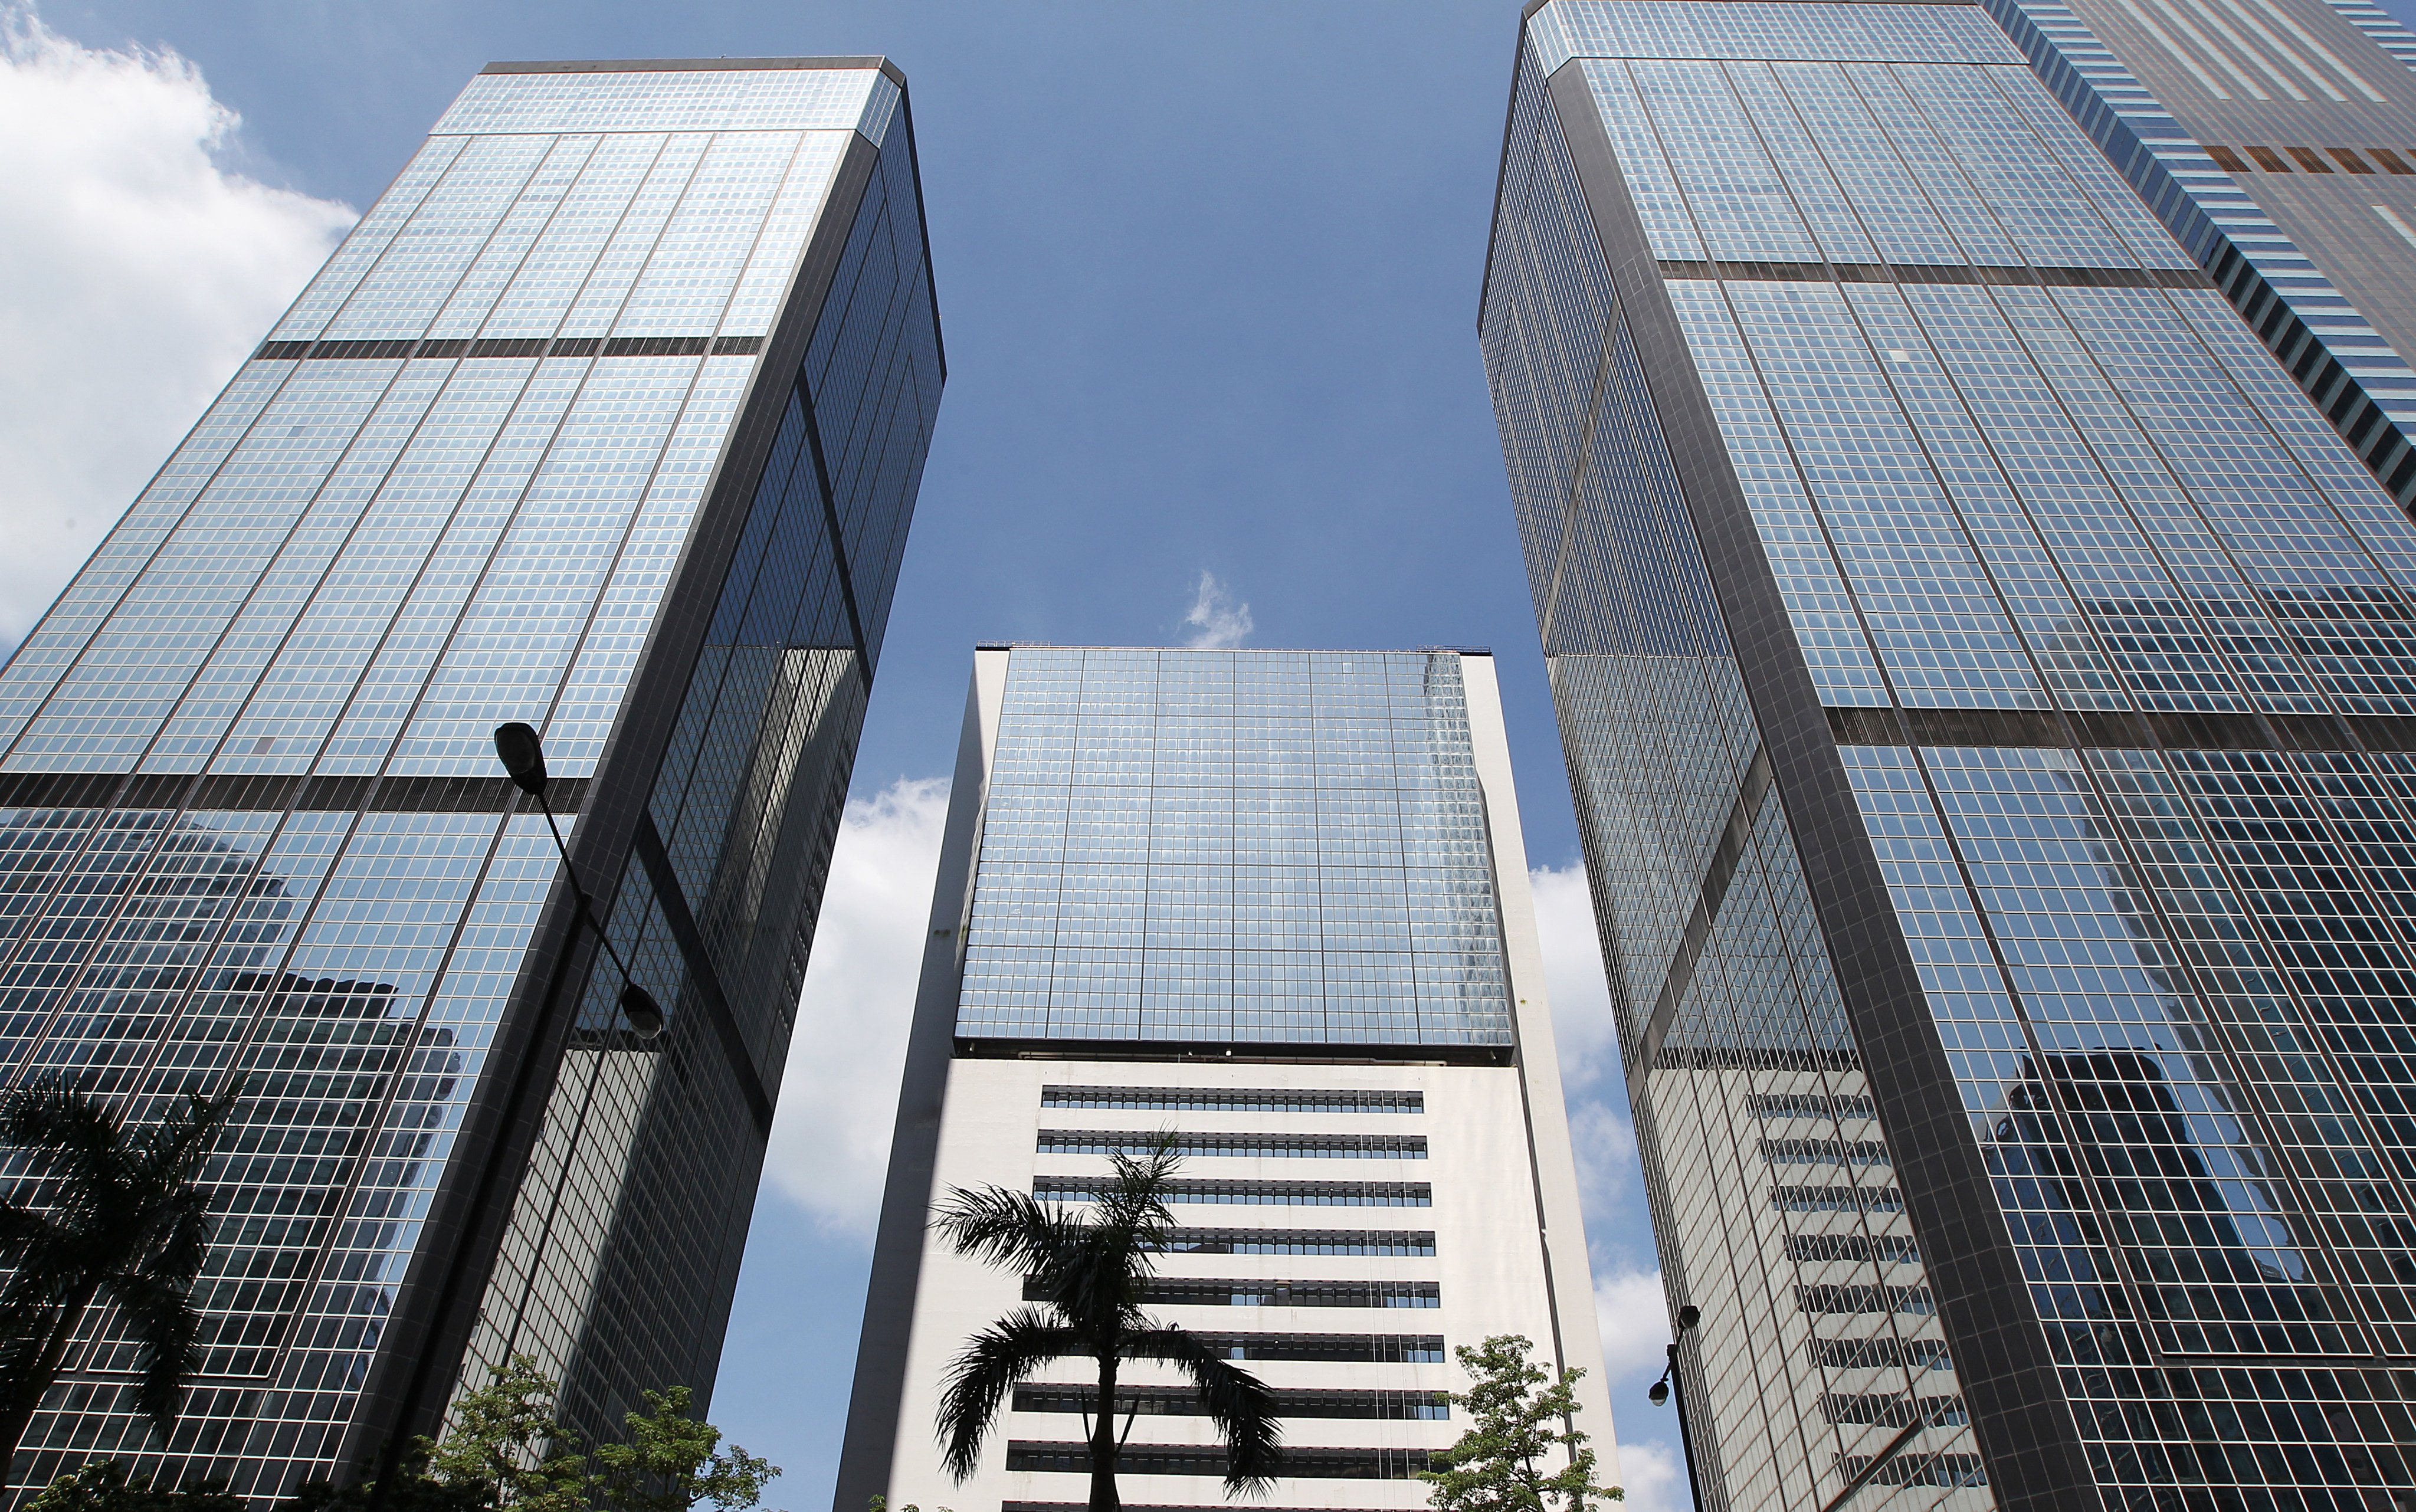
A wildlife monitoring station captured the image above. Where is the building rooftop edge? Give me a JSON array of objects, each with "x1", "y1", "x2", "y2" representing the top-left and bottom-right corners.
[{"x1": 481, "y1": 56, "x2": 906, "y2": 87}]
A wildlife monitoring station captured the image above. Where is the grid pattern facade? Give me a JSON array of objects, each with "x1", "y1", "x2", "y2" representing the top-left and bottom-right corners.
[
  {"x1": 955, "y1": 649, "x2": 1514, "y2": 1049},
  {"x1": 1967, "y1": 0, "x2": 2416, "y2": 515},
  {"x1": 1487, "y1": 1, "x2": 2416, "y2": 1506},
  {"x1": 0, "y1": 60, "x2": 937, "y2": 1503}
]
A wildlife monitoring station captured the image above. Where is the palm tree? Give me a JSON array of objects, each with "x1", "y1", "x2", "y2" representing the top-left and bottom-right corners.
[
  {"x1": 932, "y1": 1138, "x2": 1282, "y2": 1512},
  {"x1": 0, "y1": 1079, "x2": 242, "y2": 1472}
]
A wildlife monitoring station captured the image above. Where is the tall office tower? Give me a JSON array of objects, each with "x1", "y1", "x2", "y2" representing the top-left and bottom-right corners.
[
  {"x1": 0, "y1": 58, "x2": 940, "y2": 1502},
  {"x1": 1976, "y1": 0, "x2": 2416, "y2": 514},
  {"x1": 1484, "y1": 1, "x2": 2416, "y2": 1507},
  {"x1": 835, "y1": 647, "x2": 1611, "y2": 1512}
]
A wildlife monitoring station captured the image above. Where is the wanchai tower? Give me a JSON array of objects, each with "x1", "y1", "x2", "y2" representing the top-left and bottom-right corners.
[
  {"x1": 1486, "y1": 0, "x2": 2416, "y2": 1507},
  {"x1": 0, "y1": 59, "x2": 940, "y2": 1501}
]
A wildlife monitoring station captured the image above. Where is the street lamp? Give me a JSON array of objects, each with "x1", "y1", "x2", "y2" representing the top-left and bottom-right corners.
[
  {"x1": 492, "y1": 722, "x2": 663, "y2": 1038},
  {"x1": 1648, "y1": 1303, "x2": 1706, "y2": 1512}
]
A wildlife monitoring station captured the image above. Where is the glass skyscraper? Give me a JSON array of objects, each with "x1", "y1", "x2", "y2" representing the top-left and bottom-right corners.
[
  {"x1": 1486, "y1": 1, "x2": 2416, "y2": 1507},
  {"x1": 1975, "y1": 0, "x2": 2416, "y2": 515},
  {"x1": 835, "y1": 647, "x2": 1611, "y2": 1512},
  {"x1": 0, "y1": 58, "x2": 939, "y2": 1502}
]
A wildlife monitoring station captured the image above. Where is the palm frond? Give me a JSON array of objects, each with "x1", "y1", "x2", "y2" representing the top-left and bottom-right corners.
[
  {"x1": 933, "y1": 1183, "x2": 1084, "y2": 1277},
  {"x1": 935, "y1": 1305, "x2": 1078, "y2": 1484},
  {"x1": 0, "y1": 1083, "x2": 122, "y2": 1203},
  {"x1": 101, "y1": 1267, "x2": 201, "y2": 1435},
  {"x1": 130, "y1": 1083, "x2": 245, "y2": 1189},
  {"x1": 1092, "y1": 1136, "x2": 1179, "y2": 1250},
  {"x1": 1122, "y1": 1324, "x2": 1283, "y2": 1493}
]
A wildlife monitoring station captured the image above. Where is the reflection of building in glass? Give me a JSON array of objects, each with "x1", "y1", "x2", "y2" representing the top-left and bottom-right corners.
[
  {"x1": 0, "y1": 55, "x2": 940, "y2": 1501},
  {"x1": 835, "y1": 647, "x2": 1611, "y2": 1512},
  {"x1": 1485, "y1": 1, "x2": 2416, "y2": 1504}
]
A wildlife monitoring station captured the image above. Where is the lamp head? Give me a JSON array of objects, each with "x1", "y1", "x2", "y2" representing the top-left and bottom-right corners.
[
  {"x1": 493, "y1": 723, "x2": 549, "y2": 796},
  {"x1": 1648, "y1": 1379, "x2": 1670, "y2": 1407},
  {"x1": 1677, "y1": 1304, "x2": 1700, "y2": 1331},
  {"x1": 620, "y1": 982, "x2": 664, "y2": 1038}
]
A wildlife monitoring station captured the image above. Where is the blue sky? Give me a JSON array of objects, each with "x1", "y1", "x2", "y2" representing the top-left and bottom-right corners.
[{"x1": 21, "y1": 0, "x2": 2359, "y2": 1506}]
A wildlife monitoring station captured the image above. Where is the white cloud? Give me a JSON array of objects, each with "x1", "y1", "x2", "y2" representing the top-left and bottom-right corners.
[
  {"x1": 1596, "y1": 1266, "x2": 1674, "y2": 1384},
  {"x1": 1570, "y1": 1094, "x2": 1638, "y2": 1213},
  {"x1": 764, "y1": 776, "x2": 952, "y2": 1236},
  {"x1": 0, "y1": 10, "x2": 355, "y2": 646},
  {"x1": 1532, "y1": 862, "x2": 1618, "y2": 1089},
  {"x1": 1181, "y1": 569, "x2": 1254, "y2": 648},
  {"x1": 1608, "y1": 1438, "x2": 1689, "y2": 1512}
]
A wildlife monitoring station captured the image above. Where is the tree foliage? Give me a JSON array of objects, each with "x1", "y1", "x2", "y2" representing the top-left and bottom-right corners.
[
  {"x1": 282, "y1": 1357, "x2": 777, "y2": 1512},
  {"x1": 0, "y1": 1079, "x2": 243, "y2": 1466},
  {"x1": 26, "y1": 1459, "x2": 243, "y2": 1512},
  {"x1": 1421, "y1": 1335, "x2": 1622, "y2": 1512},
  {"x1": 929, "y1": 1137, "x2": 1281, "y2": 1512},
  {"x1": 591, "y1": 1387, "x2": 775, "y2": 1512}
]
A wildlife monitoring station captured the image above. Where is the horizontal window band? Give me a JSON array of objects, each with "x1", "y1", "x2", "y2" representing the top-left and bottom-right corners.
[
  {"x1": 1799, "y1": 1283, "x2": 1938, "y2": 1316},
  {"x1": 1826, "y1": 1392, "x2": 1968, "y2": 1428},
  {"x1": 1651, "y1": 1047, "x2": 1860, "y2": 1075},
  {"x1": 0, "y1": 770, "x2": 589, "y2": 816},
  {"x1": 1037, "y1": 1130, "x2": 1427, "y2": 1159},
  {"x1": 1149, "y1": 1229, "x2": 1436, "y2": 1257},
  {"x1": 1041, "y1": 1085, "x2": 1424, "y2": 1114},
  {"x1": 1749, "y1": 1091, "x2": 1877, "y2": 1122},
  {"x1": 1762, "y1": 1137, "x2": 1890, "y2": 1166},
  {"x1": 1035, "y1": 1177, "x2": 1431, "y2": 1208},
  {"x1": 1656, "y1": 258, "x2": 2208, "y2": 288},
  {"x1": 1810, "y1": 1336, "x2": 1954, "y2": 1370},
  {"x1": 1012, "y1": 1386, "x2": 1448, "y2": 1421},
  {"x1": 1788, "y1": 1233, "x2": 1922, "y2": 1264},
  {"x1": 957, "y1": 1036, "x2": 1511, "y2": 1068},
  {"x1": 1774, "y1": 1183, "x2": 1906, "y2": 1214},
  {"x1": 1835, "y1": 1452, "x2": 1989, "y2": 1490},
  {"x1": 1825, "y1": 704, "x2": 2416, "y2": 754},
  {"x1": 1005, "y1": 1444, "x2": 1433, "y2": 1480},
  {"x1": 254, "y1": 333, "x2": 765, "y2": 362},
  {"x1": 1024, "y1": 1278, "x2": 1439, "y2": 1308},
  {"x1": 1173, "y1": 1332, "x2": 1443, "y2": 1363}
]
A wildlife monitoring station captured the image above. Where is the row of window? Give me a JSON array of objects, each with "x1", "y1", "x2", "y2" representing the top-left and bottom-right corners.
[
  {"x1": 1024, "y1": 1278, "x2": 1440, "y2": 1310},
  {"x1": 1747, "y1": 1090, "x2": 1877, "y2": 1122},
  {"x1": 1034, "y1": 1178, "x2": 1432, "y2": 1208},
  {"x1": 1005, "y1": 1444, "x2": 1433, "y2": 1480},
  {"x1": 1035, "y1": 1130, "x2": 1427, "y2": 1160},
  {"x1": 1040, "y1": 1085, "x2": 1424, "y2": 1114},
  {"x1": 1011, "y1": 1386, "x2": 1449, "y2": 1421},
  {"x1": 2204, "y1": 143, "x2": 2416, "y2": 176},
  {"x1": 1149, "y1": 1229, "x2": 1437, "y2": 1257}
]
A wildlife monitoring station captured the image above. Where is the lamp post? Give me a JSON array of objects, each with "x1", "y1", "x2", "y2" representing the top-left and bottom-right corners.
[
  {"x1": 1647, "y1": 1303, "x2": 1706, "y2": 1512},
  {"x1": 491, "y1": 722, "x2": 663, "y2": 1038}
]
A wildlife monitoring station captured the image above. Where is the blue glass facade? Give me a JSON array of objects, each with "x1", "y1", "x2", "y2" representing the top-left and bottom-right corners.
[
  {"x1": 1487, "y1": 2, "x2": 2416, "y2": 1506},
  {"x1": 955, "y1": 648, "x2": 1515, "y2": 1051},
  {"x1": 1970, "y1": 0, "x2": 2416, "y2": 518},
  {"x1": 0, "y1": 60, "x2": 939, "y2": 1502}
]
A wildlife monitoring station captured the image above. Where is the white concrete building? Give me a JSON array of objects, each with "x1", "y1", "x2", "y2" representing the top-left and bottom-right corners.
[{"x1": 834, "y1": 646, "x2": 1615, "y2": 1512}]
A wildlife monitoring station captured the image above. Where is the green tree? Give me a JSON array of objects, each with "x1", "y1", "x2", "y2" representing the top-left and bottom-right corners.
[
  {"x1": 0, "y1": 1080, "x2": 243, "y2": 1470},
  {"x1": 931, "y1": 1139, "x2": 1281, "y2": 1512},
  {"x1": 1421, "y1": 1335, "x2": 1622, "y2": 1512},
  {"x1": 422, "y1": 1356, "x2": 592, "y2": 1512},
  {"x1": 26, "y1": 1459, "x2": 243, "y2": 1512},
  {"x1": 591, "y1": 1386, "x2": 775, "y2": 1512},
  {"x1": 286, "y1": 1359, "x2": 775, "y2": 1512}
]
